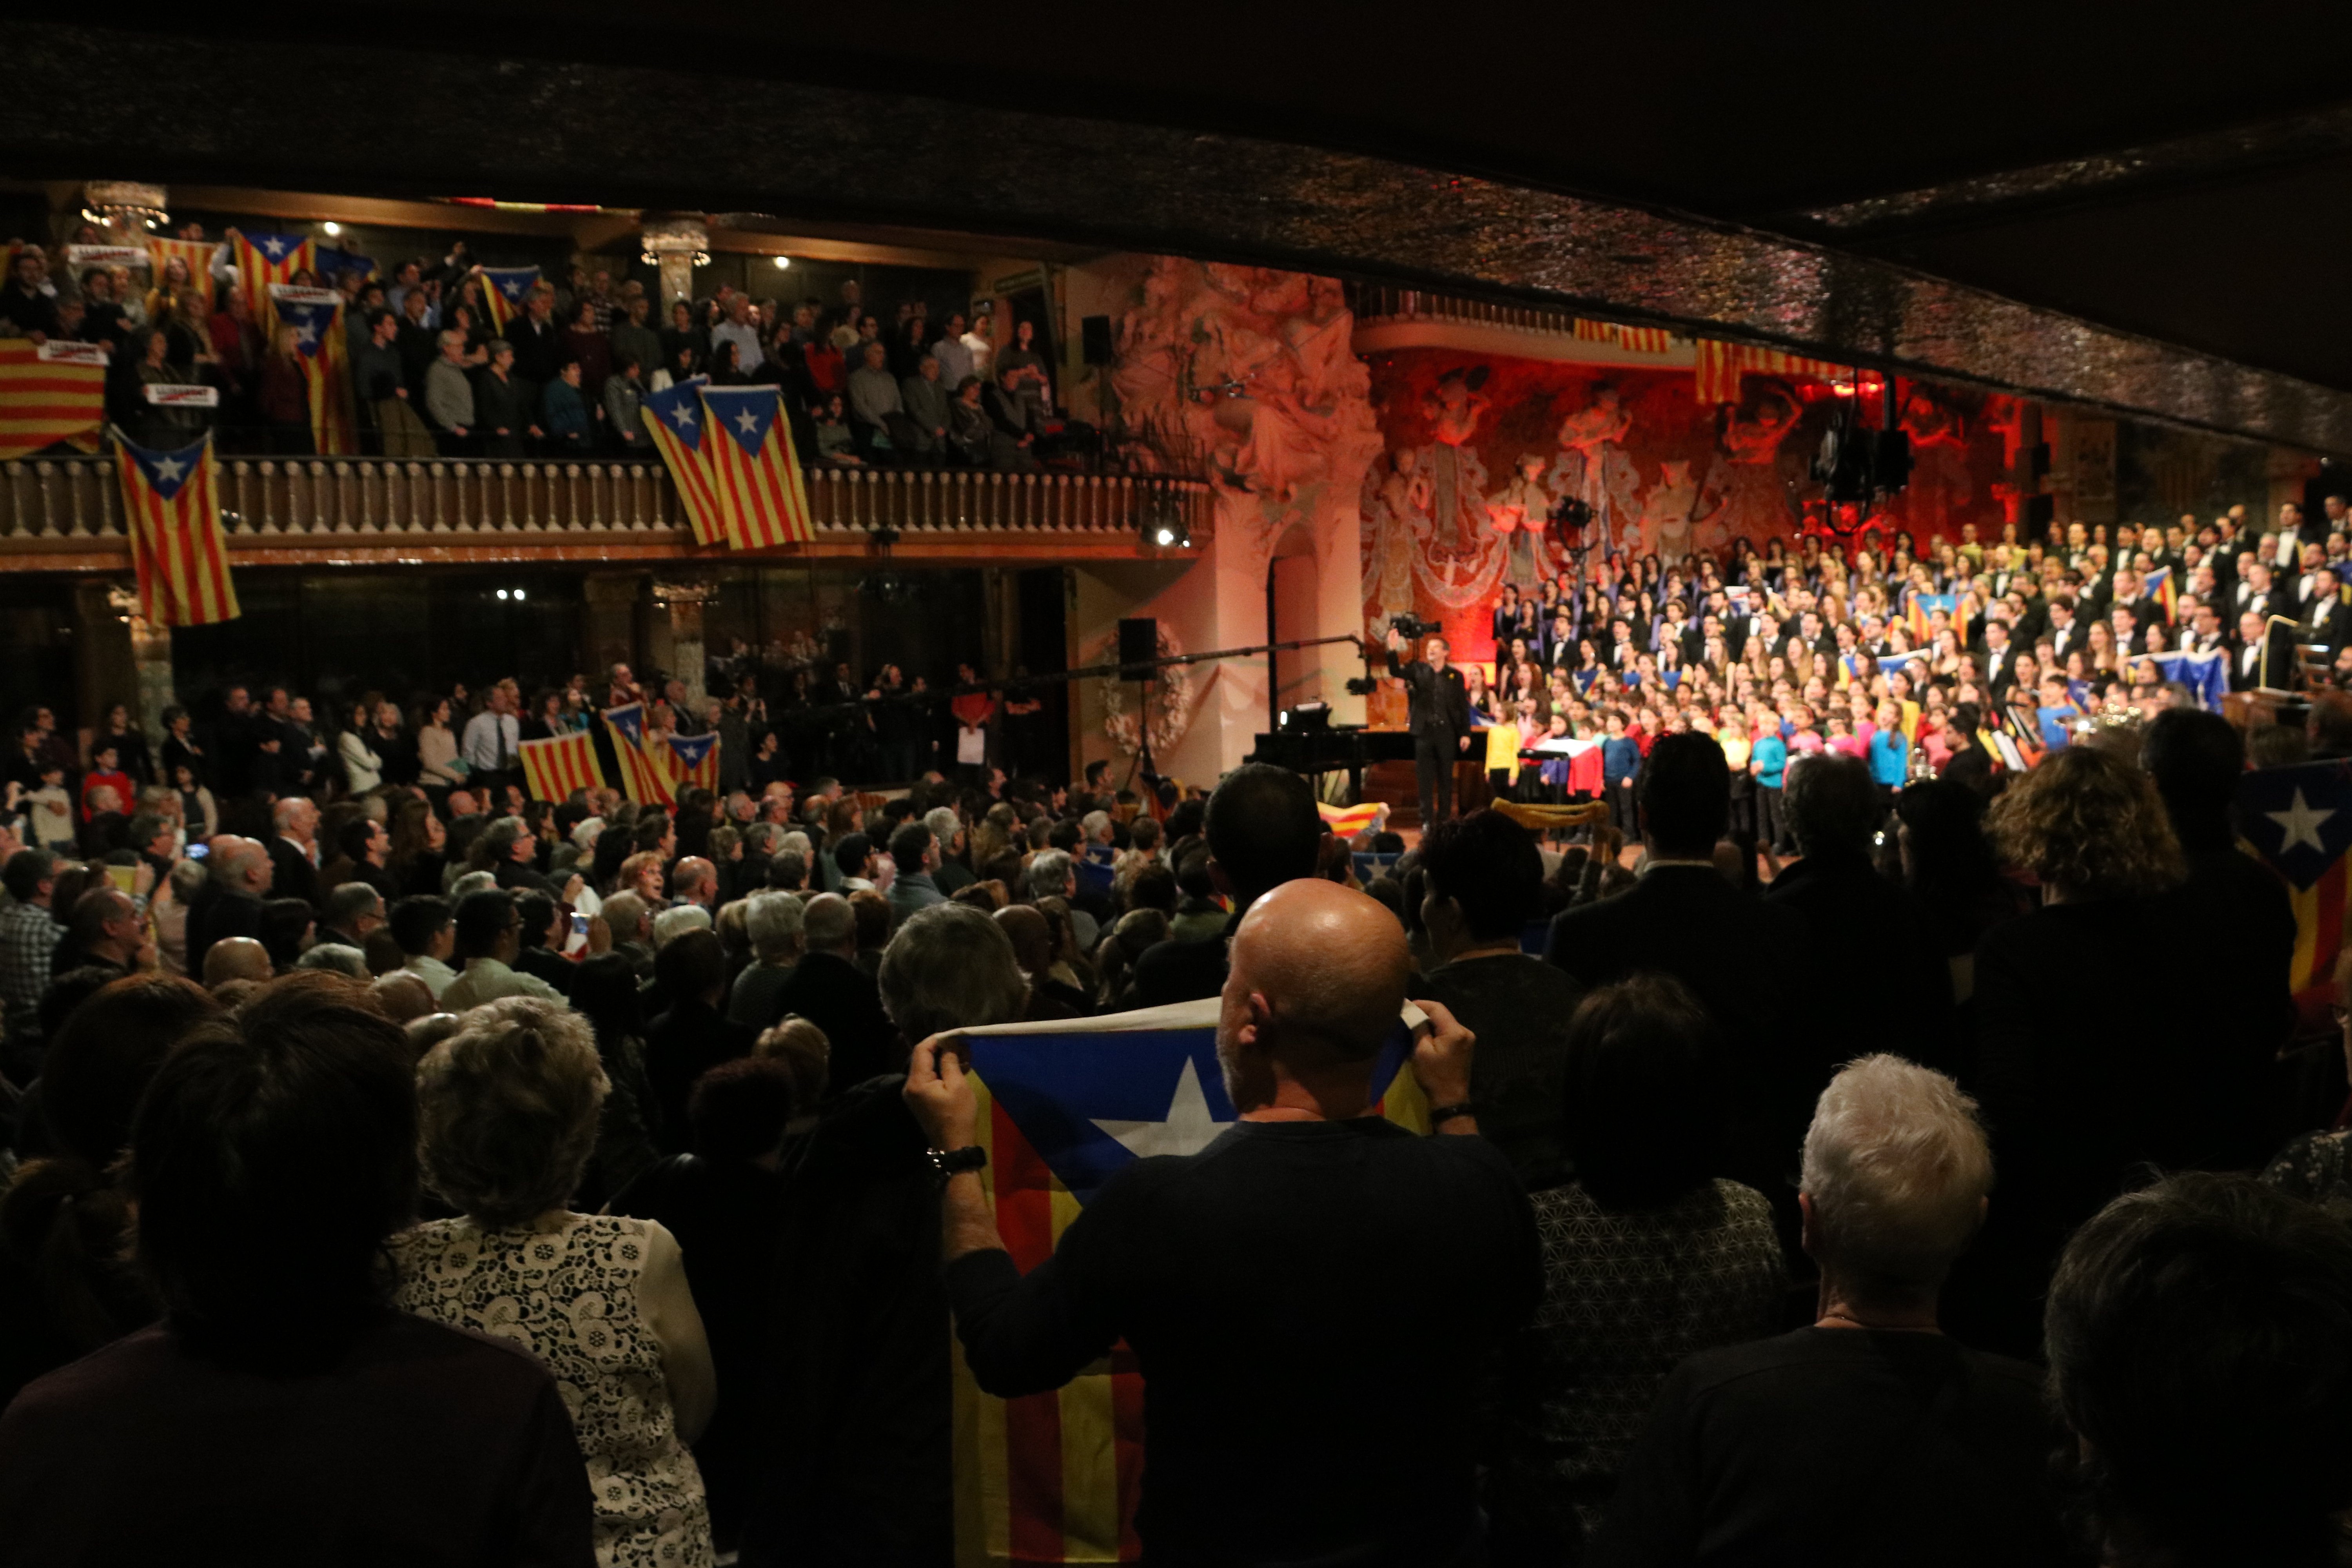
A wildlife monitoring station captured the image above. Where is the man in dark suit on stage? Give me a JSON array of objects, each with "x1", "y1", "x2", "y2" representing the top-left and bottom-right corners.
[
  {"x1": 2301, "y1": 566, "x2": 2352, "y2": 656},
  {"x1": 1385, "y1": 625, "x2": 1473, "y2": 826},
  {"x1": 2232, "y1": 610, "x2": 2295, "y2": 692}
]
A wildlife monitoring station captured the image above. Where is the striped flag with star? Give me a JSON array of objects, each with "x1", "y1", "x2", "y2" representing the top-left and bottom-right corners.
[
  {"x1": 700, "y1": 385, "x2": 814, "y2": 549},
  {"x1": 601, "y1": 701, "x2": 674, "y2": 806},
  {"x1": 230, "y1": 229, "x2": 313, "y2": 335},
  {"x1": 113, "y1": 428, "x2": 240, "y2": 626},
  {"x1": 640, "y1": 376, "x2": 727, "y2": 546},
  {"x1": 270, "y1": 286, "x2": 358, "y2": 456},
  {"x1": 0, "y1": 339, "x2": 107, "y2": 461},
  {"x1": 660, "y1": 731, "x2": 720, "y2": 793},
  {"x1": 1316, "y1": 800, "x2": 1387, "y2": 838},
  {"x1": 946, "y1": 998, "x2": 1433, "y2": 1565},
  {"x1": 144, "y1": 236, "x2": 218, "y2": 316},
  {"x1": 2240, "y1": 759, "x2": 2352, "y2": 1018},
  {"x1": 475, "y1": 266, "x2": 541, "y2": 336},
  {"x1": 519, "y1": 730, "x2": 603, "y2": 804}
]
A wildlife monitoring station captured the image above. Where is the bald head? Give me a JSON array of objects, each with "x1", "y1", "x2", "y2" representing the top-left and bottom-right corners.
[
  {"x1": 208, "y1": 835, "x2": 273, "y2": 897},
  {"x1": 1218, "y1": 880, "x2": 1408, "y2": 1113},
  {"x1": 370, "y1": 971, "x2": 437, "y2": 1025},
  {"x1": 203, "y1": 935, "x2": 272, "y2": 987}
]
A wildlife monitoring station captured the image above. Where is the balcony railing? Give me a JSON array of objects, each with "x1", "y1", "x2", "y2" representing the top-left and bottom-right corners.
[{"x1": 0, "y1": 455, "x2": 1216, "y2": 560}]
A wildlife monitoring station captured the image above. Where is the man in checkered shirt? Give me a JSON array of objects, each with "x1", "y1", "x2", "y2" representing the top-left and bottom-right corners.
[{"x1": 0, "y1": 849, "x2": 60, "y2": 1078}]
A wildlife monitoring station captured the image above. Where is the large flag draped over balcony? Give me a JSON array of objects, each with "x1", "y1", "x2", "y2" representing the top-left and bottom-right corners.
[
  {"x1": 699, "y1": 386, "x2": 815, "y2": 549},
  {"x1": 640, "y1": 376, "x2": 726, "y2": 546},
  {"x1": 0, "y1": 339, "x2": 105, "y2": 461},
  {"x1": 230, "y1": 229, "x2": 313, "y2": 334},
  {"x1": 475, "y1": 266, "x2": 541, "y2": 336},
  {"x1": 113, "y1": 429, "x2": 240, "y2": 626},
  {"x1": 947, "y1": 998, "x2": 1433, "y2": 1564},
  {"x1": 270, "y1": 287, "x2": 358, "y2": 456}
]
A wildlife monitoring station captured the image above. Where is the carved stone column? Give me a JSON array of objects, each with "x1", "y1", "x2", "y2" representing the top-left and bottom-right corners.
[
  {"x1": 653, "y1": 579, "x2": 719, "y2": 711},
  {"x1": 640, "y1": 216, "x2": 710, "y2": 307}
]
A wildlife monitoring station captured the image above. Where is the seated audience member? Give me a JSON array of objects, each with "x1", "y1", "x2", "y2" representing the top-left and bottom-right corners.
[
  {"x1": 258, "y1": 896, "x2": 317, "y2": 972},
  {"x1": 747, "y1": 901, "x2": 1031, "y2": 1567},
  {"x1": 1762, "y1": 750, "x2": 1957, "y2": 1073},
  {"x1": 388, "y1": 895, "x2": 457, "y2": 1000},
  {"x1": 0, "y1": 982, "x2": 595, "y2": 1564},
  {"x1": 1545, "y1": 732, "x2": 1813, "y2": 1235},
  {"x1": 440, "y1": 889, "x2": 564, "y2": 1010},
  {"x1": 1486, "y1": 975, "x2": 1783, "y2": 1560},
  {"x1": 1593, "y1": 1055, "x2": 2072, "y2": 1567},
  {"x1": 766, "y1": 891, "x2": 895, "y2": 1089},
  {"x1": 511, "y1": 891, "x2": 575, "y2": 997},
  {"x1": 643, "y1": 928, "x2": 753, "y2": 1152},
  {"x1": 1412, "y1": 809, "x2": 1584, "y2": 1183},
  {"x1": 904, "y1": 879, "x2": 1540, "y2": 1567},
  {"x1": 1129, "y1": 763, "x2": 1325, "y2": 1006},
  {"x1": 394, "y1": 996, "x2": 714, "y2": 1566},
  {"x1": 1958, "y1": 744, "x2": 2237, "y2": 1358},
  {"x1": 727, "y1": 891, "x2": 802, "y2": 1029},
  {"x1": 187, "y1": 835, "x2": 272, "y2": 982},
  {"x1": 600, "y1": 889, "x2": 655, "y2": 978},
  {"x1": 610, "y1": 1056, "x2": 800, "y2": 1555},
  {"x1": 2047, "y1": 1172, "x2": 2352, "y2": 1568},
  {"x1": 0, "y1": 975, "x2": 221, "y2": 1403},
  {"x1": 369, "y1": 971, "x2": 437, "y2": 1025},
  {"x1": 200, "y1": 935, "x2": 272, "y2": 991}
]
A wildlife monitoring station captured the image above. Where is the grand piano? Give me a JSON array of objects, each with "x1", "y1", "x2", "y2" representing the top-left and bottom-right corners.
[{"x1": 1248, "y1": 724, "x2": 1415, "y2": 800}]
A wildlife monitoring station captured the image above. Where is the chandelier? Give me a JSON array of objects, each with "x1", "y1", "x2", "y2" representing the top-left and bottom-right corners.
[
  {"x1": 639, "y1": 217, "x2": 711, "y2": 268},
  {"x1": 82, "y1": 181, "x2": 170, "y2": 232}
]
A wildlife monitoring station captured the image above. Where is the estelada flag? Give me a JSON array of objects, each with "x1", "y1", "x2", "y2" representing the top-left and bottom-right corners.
[
  {"x1": 601, "y1": 702, "x2": 673, "y2": 807},
  {"x1": 2240, "y1": 759, "x2": 2352, "y2": 1017},
  {"x1": 947, "y1": 998, "x2": 1433, "y2": 1564},
  {"x1": 143, "y1": 236, "x2": 218, "y2": 316},
  {"x1": 1316, "y1": 800, "x2": 1385, "y2": 838},
  {"x1": 519, "y1": 730, "x2": 603, "y2": 804},
  {"x1": 640, "y1": 376, "x2": 726, "y2": 546},
  {"x1": 230, "y1": 229, "x2": 312, "y2": 334},
  {"x1": 700, "y1": 385, "x2": 815, "y2": 549},
  {"x1": 661, "y1": 731, "x2": 719, "y2": 794},
  {"x1": 475, "y1": 266, "x2": 541, "y2": 336},
  {"x1": 2146, "y1": 564, "x2": 2179, "y2": 624},
  {"x1": 0, "y1": 339, "x2": 106, "y2": 461},
  {"x1": 1907, "y1": 592, "x2": 1956, "y2": 642},
  {"x1": 270, "y1": 287, "x2": 357, "y2": 456},
  {"x1": 113, "y1": 428, "x2": 239, "y2": 626}
]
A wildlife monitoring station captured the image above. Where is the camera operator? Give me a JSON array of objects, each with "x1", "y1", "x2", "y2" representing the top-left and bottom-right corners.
[{"x1": 1385, "y1": 619, "x2": 1473, "y2": 826}]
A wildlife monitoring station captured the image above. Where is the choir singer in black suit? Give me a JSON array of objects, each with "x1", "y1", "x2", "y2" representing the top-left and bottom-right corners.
[{"x1": 1385, "y1": 624, "x2": 1473, "y2": 826}]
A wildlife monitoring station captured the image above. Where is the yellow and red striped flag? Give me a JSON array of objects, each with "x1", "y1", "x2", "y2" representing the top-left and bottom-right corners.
[
  {"x1": 1316, "y1": 800, "x2": 1388, "y2": 838},
  {"x1": 1693, "y1": 338, "x2": 1849, "y2": 405},
  {"x1": 949, "y1": 998, "x2": 1432, "y2": 1563},
  {"x1": 474, "y1": 267, "x2": 541, "y2": 337},
  {"x1": 640, "y1": 376, "x2": 727, "y2": 546},
  {"x1": 113, "y1": 428, "x2": 240, "y2": 626},
  {"x1": 230, "y1": 229, "x2": 313, "y2": 335},
  {"x1": 601, "y1": 702, "x2": 674, "y2": 807},
  {"x1": 519, "y1": 730, "x2": 604, "y2": 804},
  {"x1": 270, "y1": 287, "x2": 358, "y2": 456},
  {"x1": 699, "y1": 385, "x2": 814, "y2": 549},
  {"x1": 145, "y1": 236, "x2": 218, "y2": 317},
  {"x1": 0, "y1": 339, "x2": 106, "y2": 461}
]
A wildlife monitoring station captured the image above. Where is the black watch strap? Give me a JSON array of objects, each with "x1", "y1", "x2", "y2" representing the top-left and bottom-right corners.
[
  {"x1": 1426, "y1": 1102, "x2": 1477, "y2": 1127},
  {"x1": 927, "y1": 1144, "x2": 988, "y2": 1181}
]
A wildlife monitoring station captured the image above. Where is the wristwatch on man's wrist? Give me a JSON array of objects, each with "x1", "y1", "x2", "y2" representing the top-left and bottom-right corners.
[
  {"x1": 926, "y1": 1144, "x2": 988, "y2": 1183},
  {"x1": 1426, "y1": 1101, "x2": 1477, "y2": 1128}
]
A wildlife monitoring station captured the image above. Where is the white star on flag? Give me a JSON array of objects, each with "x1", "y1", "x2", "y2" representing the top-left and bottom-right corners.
[
  {"x1": 294, "y1": 323, "x2": 317, "y2": 345},
  {"x1": 669, "y1": 405, "x2": 696, "y2": 430},
  {"x1": 1091, "y1": 1056, "x2": 1230, "y2": 1160},
  {"x1": 151, "y1": 455, "x2": 185, "y2": 483},
  {"x1": 734, "y1": 408, "x2": 761, "y2": 436},
  {"x1": 261, "y1": 238, "x2": 286, "y2": 258},
  {"x1": 2269, "y1": 788, "x2": 2335, "y2": 856}
]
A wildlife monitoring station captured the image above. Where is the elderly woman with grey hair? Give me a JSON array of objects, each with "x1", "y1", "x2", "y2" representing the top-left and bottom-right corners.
[
  {"x1": 393, "y1": 996, "x2": 718, "y2": 1568},
  {"x1": 1595, "y1": 1055, "x2": 2071, "y2": 1566},
  {"x1": 877, "y1": 902, "x2": 1029, "y2": 1045},
  {"x1": 728, "y1": 891, "x2": 804, "y2": 1029}
]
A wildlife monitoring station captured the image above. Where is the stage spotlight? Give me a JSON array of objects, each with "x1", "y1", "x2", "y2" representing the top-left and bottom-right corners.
[
  {"x1": 513, "y1": 588, "x2": 526, "y2": 601},
  {"x1": 496, "y1": 588, "x2": 509, "y2": 600},
  {"x1": 1146, "y1": 512, "x2": 1190, "y2": 549},
  {"x1": 322, "y1": 221, "x2": 341, "y2": 236},
  {"x1": 772, "y1": 255, "x2": 792, "y2": 270}
]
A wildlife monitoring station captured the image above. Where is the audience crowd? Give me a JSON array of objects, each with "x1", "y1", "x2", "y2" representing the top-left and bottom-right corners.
[
  {"x1": 3, "y1": 227, "x2": 1071, "y2": 472},
  {"x1": 0, "y1": 519, "x2": 2346, "y2": 1564}
]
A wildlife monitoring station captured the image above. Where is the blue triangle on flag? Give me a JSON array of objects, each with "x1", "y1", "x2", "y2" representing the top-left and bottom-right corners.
[
  {"x1": 645, "y1": 378, "x2": 708, "y2": 452},
  {"x1": 248, "y1": 231, "x2": 305, "y2": 262},
  {"x1": 670, "y1": 733, "x2": 717, "y2": 766},
  {"x1": 702, "y1": 387, "x2": 780, "y2": 457},
  {"x1": 603, "y1": 702, "x2": 647, "y2": 745},
  {"x1": 120, "y1": 433, "x2": 209, "y2": 502},
  {"x1": 2239, "y1": 759, "x2": 2352, "y2": 891}
]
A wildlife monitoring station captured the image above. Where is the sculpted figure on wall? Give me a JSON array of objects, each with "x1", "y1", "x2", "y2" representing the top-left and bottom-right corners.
[
  {"x1": 1552, "y1": 384, "x2": 1644, "y2": 554},
  {"x1": 1696, "y1": 381, "x2": 1801, "y2": 550},
  {"x1": 1361, "y1": 445, "x2": 1432, "y2": 623},
  {"x1": 1485, "y1": 452, "x2": 1555, "y2": 593}
]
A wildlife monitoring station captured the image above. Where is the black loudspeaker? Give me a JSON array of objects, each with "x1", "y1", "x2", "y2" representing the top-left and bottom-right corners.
[
  {"x1": 1081, "y1": 315, "x2": 1114, "y2": 365},
  {"x1": 1118, "y1": 617, "x2": 1158, "y2": 679}
]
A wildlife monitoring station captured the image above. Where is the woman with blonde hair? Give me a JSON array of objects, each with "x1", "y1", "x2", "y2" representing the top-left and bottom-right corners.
[
  {"x1": 394, "y1": 997, "x2": 716, "y2": 1567},
  {"x1": 256, "y1": 323, "x2": 312, "y2": 455}
]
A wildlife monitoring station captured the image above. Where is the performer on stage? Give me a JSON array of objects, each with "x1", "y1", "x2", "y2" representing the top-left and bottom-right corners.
[{"x1": 1385, "y1": 624, "x2": 1473, "y2": 826}]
